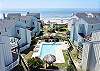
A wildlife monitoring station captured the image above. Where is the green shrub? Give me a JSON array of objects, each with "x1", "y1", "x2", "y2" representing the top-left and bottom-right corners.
[
  {"x1": 31, "y1": 38, "x2": 38, "y2": 45},
  {"x1": 59, "y1": 28, "x2": 66, "y2": 32},
  {"x1": 48, "y1": 29, "x2": 55, "y2": 33},
  {"x1": 27, "y1": 57, "x2": 44, "y2": 69},
  {"x1": 67, "y1": 64, "x2": 75, "y2": 71}
]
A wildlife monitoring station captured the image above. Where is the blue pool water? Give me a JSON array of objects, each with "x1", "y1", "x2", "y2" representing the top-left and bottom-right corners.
[{"x1": 40, "y1": 43, "x2": 60, "y2": 59}]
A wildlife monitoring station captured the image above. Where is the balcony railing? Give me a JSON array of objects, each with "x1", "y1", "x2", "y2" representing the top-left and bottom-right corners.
[
  {"x1": 5, "y1": 57, "x2": 19, "y2": 71},
  {"x1": 83, "y1": 35, "x2": 92, "y2": 42}
]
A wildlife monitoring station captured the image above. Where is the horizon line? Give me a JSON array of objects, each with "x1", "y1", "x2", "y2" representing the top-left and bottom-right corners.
[{"x1": 0, "y1": 7, "x2": 100, "y2": 9}]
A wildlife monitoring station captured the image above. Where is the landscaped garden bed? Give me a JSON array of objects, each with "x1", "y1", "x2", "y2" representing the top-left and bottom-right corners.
[{"x1": 54, "y1": 50, "x2": 69, "y2": 69}]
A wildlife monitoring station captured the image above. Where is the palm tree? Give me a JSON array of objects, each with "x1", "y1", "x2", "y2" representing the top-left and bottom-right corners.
[{"x1": 67, "y1": 64, "x2": 75, "y2": 71}]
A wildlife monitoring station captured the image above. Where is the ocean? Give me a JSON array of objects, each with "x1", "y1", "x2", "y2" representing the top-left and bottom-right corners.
[{"x1": 0, "y1": 8, "x2": 100, "y2": 20}]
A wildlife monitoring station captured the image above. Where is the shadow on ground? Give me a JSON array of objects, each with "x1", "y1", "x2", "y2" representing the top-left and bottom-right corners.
[
  {"x1": 46, "y1": 66, "x2": 59, "y2": 70},
  {"x1": 21, "y1": 45, "x2": 35, "y2": 54}
]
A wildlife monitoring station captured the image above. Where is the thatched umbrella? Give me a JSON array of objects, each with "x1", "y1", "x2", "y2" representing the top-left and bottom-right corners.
[{"x1": 43, "y1": 54, "x2": 56, "y2": 68}]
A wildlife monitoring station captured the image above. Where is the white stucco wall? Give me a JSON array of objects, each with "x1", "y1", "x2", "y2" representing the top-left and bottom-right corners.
[
  {"x1": 26, "y1": 29, "x2": 31, "y2": 44},
  {"x1": 2, "y1": 36, "x2": 13, "y2": 66},
  {"x1": 82, "y1": 42, "x2": 100, "y2": 71},
  {"x1": 70, "y1": 18, "x2": 92, "y2": 46},
  {"x1": 73, "y1": 18, "x2": 88, "y2": 46},
  {"x1": 91, "y1": 31, "x2": 100, "y2": 41},
  {"x1": 18, "y1": 28, "x2": 27, "y2": 46},
  {"x1": 0, "y1": 36, "x2": 13, "y2": 67},
  {"x1": 68, "y1": 20, "x2": 73, "y2": 31},
  {"x1": 70, "y1": 18, "x2": 76, "y2": 42},
  {"x1": 0, "y1": 43, "x2": 5, "y2": 71},
  {"x1": 82, "y1": 42, "x2": 90, "y2": 71},
  {"x1": 93, "y1": 43, "x2": 100, "y2": 71}
]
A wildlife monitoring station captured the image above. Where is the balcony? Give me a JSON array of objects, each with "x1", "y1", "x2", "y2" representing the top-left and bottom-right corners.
[
  {"x1": 20, "y1": 43, "x2": 30, "y2": 52},
  {"x1": 28, "y1": 27, "x2": 35, "y2": 31},
  {"x1": 78, "y1": 33, "x2": 85, "y2": 38},
  {"x1": 26, "y1": 26, "x2": 35, "y2": 31},
  {"x1": 5, "y1": 53, "x2": 19, "y2": 71}
]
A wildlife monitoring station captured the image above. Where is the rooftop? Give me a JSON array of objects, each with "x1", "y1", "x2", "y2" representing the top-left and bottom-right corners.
[
  {"x1": 7, "y1": 13, "x2": 21, "y2": 17},
  {"x1": 92, "y1": 13, "x2": 100, "y2": 17},
  {"x1": 20, "y1": 16, "x2": 33, "y2": 20},
  {"x1": 26, "y1": 13, "x2": 40, "y2": 19},
  {"x1": 0, "y1": 19, "x2": 17, "y2": 30},
  {"x1": 76, "y1": 13, "x2": 100, "y2": 24}
]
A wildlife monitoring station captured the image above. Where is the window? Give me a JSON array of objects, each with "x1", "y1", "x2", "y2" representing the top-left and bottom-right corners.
[
  {"x1": 0, "y1": 32, "x2": 1, "y2": 35},
  {"x1": 14, "y1": 38, "x2": 15, "y2": 42},
  {"x1": 5, "y1": 28, "x2": 7, "y2": 32},
  {"x1": 25, "y1": 20, "x2": 26, "y2": 23},
  {"x1": 19, "y1": 19, "x2": 20, "y2": 21},
  {"x1": 10, "y1": 39, "x2": 13, "y2": 43},
  {"x1": 17, "y1": 30, "x2": 19, "y2": 34},
  {"x1": 33, "y1": 22, "x2": 34, "y2": 25},
  {"x1": 92, "y1": 25, "x2": 93, "y2": 28},
  {"x1": 90, "y1": 33, "x2": 92, "y2": 37},
  {"x1": 35, "y1": 33, "x2": 36, "y2": 36}
]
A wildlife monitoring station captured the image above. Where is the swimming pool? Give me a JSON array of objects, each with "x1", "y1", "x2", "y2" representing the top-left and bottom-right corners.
[
  {"x1": 40, "y1": 43, "x2": 60, "y2": 59},
  {"x1": 39, "y1": 42, "x2": 65, "y2": 63}
]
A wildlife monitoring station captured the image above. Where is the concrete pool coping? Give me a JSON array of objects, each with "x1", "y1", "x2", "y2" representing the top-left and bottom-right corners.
[{"x1": 32, "y1": 42, "x2": 68, "y2": 63}]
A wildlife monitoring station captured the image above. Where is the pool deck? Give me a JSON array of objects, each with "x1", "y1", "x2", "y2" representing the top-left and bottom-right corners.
[
  {"x1": 54, "y1": 47, "x2": 65, "y2": 63},
  {"x1": 32, "y1": 42, "x2": 69, "y2": 63}
]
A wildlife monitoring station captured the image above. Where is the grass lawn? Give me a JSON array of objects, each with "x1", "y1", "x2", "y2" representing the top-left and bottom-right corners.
[
  {"x1": 71, "y1": 48, "x2": 79, "y2": 61},
  {"x1": 54, "y1": 50, "x2": 69, "y2": 69}
]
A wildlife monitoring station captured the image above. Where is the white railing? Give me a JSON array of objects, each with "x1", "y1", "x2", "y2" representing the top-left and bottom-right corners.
[{"x1": 5, "y1": 58, "x2": 19, "y2": 71}]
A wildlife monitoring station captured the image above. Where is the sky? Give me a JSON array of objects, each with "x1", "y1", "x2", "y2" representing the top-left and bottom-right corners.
[{"x1": 0, "y1": 0, "x2": 100, "y2": 9}]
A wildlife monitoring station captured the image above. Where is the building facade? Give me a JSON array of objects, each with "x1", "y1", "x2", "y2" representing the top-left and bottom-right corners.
[
  {"x1": 75, "y1": 13, "x2": 100, "y2": 71},
  {"x1": 69, "y1": 13, "x2": 100, "y2": 71},
  {"x1": 82, "y1": 41, "x2": 100, "y2": 71},
  {"x1": 70, "y1": 13, "x2": 100, "y2": 47},
  {"x1": 0, "y1": 12, "x2": 42, "y2": 71},
  {"x1": 1, "y1": 13, "x2": 41, "y2": 51},
  {"x1": 0, "y1": 35, "x2": 19, "y2": 71}
]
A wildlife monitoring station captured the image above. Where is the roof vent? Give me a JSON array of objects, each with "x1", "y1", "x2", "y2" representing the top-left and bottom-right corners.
[
  {"x1": 27, "y1": 12, "x2": 29, "y2": 14},
  {"x1": 3, "y1": 13, "x2": 6, "y2": 19},
  {"x1": 87, "y1": 13, "x2": 94, "y2": 18}
]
